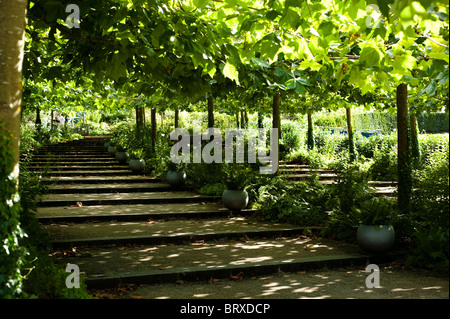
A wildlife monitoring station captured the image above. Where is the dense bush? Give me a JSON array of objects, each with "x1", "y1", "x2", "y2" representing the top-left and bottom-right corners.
[
  {"x1": 254, "y1": 178, "x2": 330, "y2": 226},
  {"x1": 314, "y1": 111, "x2": 448, "y2": 134}
]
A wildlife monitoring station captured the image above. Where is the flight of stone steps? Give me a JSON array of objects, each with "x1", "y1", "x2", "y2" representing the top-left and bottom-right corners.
[
  {"x1": 22, "y1": 137, "x2": 393, "y2": 290},
  {"x1": 278, "y1": 163, "x2": 398, "y2": 197}
]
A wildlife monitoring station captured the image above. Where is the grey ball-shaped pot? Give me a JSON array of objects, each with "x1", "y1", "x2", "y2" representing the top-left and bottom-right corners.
[
  {"x1": 108, "y1": 145, "x2": 117, "y2": 154},
  {"x1": 166, "y1": 171, "x2": 186, "y2": 186},
  {"x1": 129, "y1": 158, "x2": 145, "y2": 172},
  {"x1": 116, "y1": 151, "x2": 129, "y2": 164},
  {"x1": 222, "y1": 189, "x2": 249, "y2": 211},
  {"x1": 357, "y1": 224, "x2": 395, "y2": 253}
]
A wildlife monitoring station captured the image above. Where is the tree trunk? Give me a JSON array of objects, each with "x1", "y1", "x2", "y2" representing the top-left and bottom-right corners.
[
  {"x1": 244, "y1": 110, "x2": 248, "y2": 128},
  {"x1": 397, "y1": 83, "x2": 411, "y2": 214},
  {"x1": 0, "y1": 0, "x2": 26, "y2": 182},
  {"x1": 135, "y1": 106, "x2": 145, "y2": 132},
  {"x1": 272, "y1": 92, "x2": 281, "y2": 172},
  {"x1": 346, "y1": 107, "x2": 356, "y2": 162},
  {"x1": 174, "y1": 105, "x2": 179, "y2": 129},
  {"x1": 258, "y1": 111, "x2": 264, "y2": 129},
  {"x1": 151, "y1": 107, "x2": 156, "y2": 152},
  {"x1": 51, "y1": 110, "x2": 54, "y2": 131},
  {"x1": 272, "y1": 92, "x2": 281, "y2": 139},
  {"x1": 207, "y1": 96, "x2": 214, "y2": 128},
  {"x1": 410, "y1": 113, "x2": 420, "y2": 168},
  {"x1": 307, "y1": 112, "x2": 314, "y2": 150},
  {"x1": 35, "y1": 106, "x2": 42, "y2": 131},
  {"x1": 236, "y1": 111, "x2": 240, "y2": 128}
]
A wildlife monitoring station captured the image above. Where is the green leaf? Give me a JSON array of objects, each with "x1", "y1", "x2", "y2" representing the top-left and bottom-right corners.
[
  {"x1": 251, "y1": 58, "x2": 270, "y2": 68},
  {"x1": 359, "y1": 45, "x2": 381, "y2": 67},
  {"x1": 285, "y1": 0, "x2": 304, "y2": 8},
  {"x1": 392, "y1": 54, "x2": 417, "y2": 71},
  {"x1": 223, "y1": 61, "x2": 239, "y2": 84},
  {"x1": 279, "y1": 8, "x2": 301, "y2": 30}
]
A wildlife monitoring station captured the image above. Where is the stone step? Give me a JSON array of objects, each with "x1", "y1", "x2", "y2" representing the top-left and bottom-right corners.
[
  {"x1": 26, "y1": 165, "x2": 131, "y2": 171},
  {"x1": 285, "y1": 173, "x2": 337, "y2": 180},
  {"x1": 37, "y1": 170, "x2": 136, "y2": 176},
  {"x1": 25, "y1": 158, "x2": 118, "y2": 163},
  {"x1": 28, "y1": 157, "x2": 116, "y2": 162},
  {"x1": 279, "y1": 168, "x2": 334, "y2": 173},
  {"x1": 45, "y1": 182, "x2": 188, "y2": 194},
  {"x1": 39, "y1": 191, "x2": 219, "y2": 207},
  {"x1": 49, "y1": 235, "x2": 389, "y2": 288},
  {"x1": 39, "y1": 146, "x2": 107, "y2": 150},
  {"x1": 35, "y1": 152, "x2": 112, "y2": 157},
  {"x1": 23, "y1": 161, "x2": 125, "y2": 166},
  {"x1": 42, "y1": 216, "x2": 313, "y2": 248},
  {"x1": 38, "y1": 175, "x2": 162, "y2": 184},
  {"x1": 36, "y1": 203, "x2": 254, "y2": 223}
]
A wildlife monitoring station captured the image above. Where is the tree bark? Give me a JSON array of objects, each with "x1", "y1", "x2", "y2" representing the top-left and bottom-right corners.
[
  {"x1": 207, "y1": 96, "x2": 214, "y2": 128},
  {"x1": 272, "y1": 92, "x2": 281, "y2": 139},
  {"x1": 272, "y1": 92, "x2": 281, "y2": 173},
  {"x1": 0, "y1": 0, "x2": 27, "y2": 183},
  {"x1": 258, "y1": 111, "x2": 264, "y2": 129},
  {"x1": 151, "y1": 107, "x2": 156, "y2": 152},
  {"x1": 51, "y1": 110, "x2": 54, "y2": 131},
  {"x1": 174, "y1": 105, "x2": 179, "y2": 129},
  {"x1": 346, "y1": 107, "x2": 356, "y2": 162},
  {"x1": 135, "y1": 106, "x2": 145, "y2": 132},
  {"x1": 397, "y1": 83, "x2": 411, "y2": 214},
  {"x1": 307, "y1": 112, "x2": 314, "y2": 150},
  {"x1": 35, "y1": 106, "x2": 42, "y2": 131},
  {"x1": 410, "y1": 113, "x2": 420, "y2": 168}
]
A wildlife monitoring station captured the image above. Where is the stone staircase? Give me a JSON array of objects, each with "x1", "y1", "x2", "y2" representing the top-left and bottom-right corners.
[
  {"x1": 22, "y1": 137, "x2": 398, "y2": 290},
  {"x1": 278, "y1": 163, "x2": 398, "y2": 197}
]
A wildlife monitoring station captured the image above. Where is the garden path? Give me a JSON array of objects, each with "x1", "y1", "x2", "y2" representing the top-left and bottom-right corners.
[{"x1": 25, "y1": 137, "x2": 402, "y2": 291}]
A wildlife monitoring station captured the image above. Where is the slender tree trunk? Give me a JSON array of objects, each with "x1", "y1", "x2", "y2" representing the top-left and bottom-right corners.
[
  {"x1": 307, "y1": 112, "x2": 314, "y2": 150},
  {"x1": 236, "y1": 111, "x2": 240, "y2": 128},
  {"x1": 410, "y1": 113, "x2": 420, "y2": 168},
  {"x1": 135, "y1": 106, "x2": 145, "y2": 132},
  {"x1": 272, "y1": 92, "x2": 281, "y2": 172},
  {"x1": 35, "y1": 106, "x2": 42, "y2": 131},
  {"x1": 346, "y1": 107, "x2": 356, "y2": 162},
  {"x1": 258, "y1": 111, "x2": 264, "y2": 129},
  {"x1": 397, "y1": 83, "x2": 412, "y2": 214},
  {"x1": 174, "y1": 105, "x2": 179, "y2": 129},
  {"x1": 273, "y1": 92, "x2": 281, "y2": 139},
  {"x1": 151, "y1": 107, "x2": 156, "y2": 152},
  {"x1": 0, "y1": 0, "x2": 27, "y2": 184},
  {"x1": 207, "y1": 96, "x2": 214, "y2": 128},
  {"x1": 51, "y1": 110, "x2": 54, "y2": 131},
  {"x1": 240, "y1": 110, "x2": 245, "y2": 128},
  {"x1": 244, "y1": 111, "x2": 248, "y2": 128}
]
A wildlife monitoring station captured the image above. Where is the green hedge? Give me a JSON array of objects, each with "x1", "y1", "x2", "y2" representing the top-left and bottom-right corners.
[
  {"x1": 417, "y1": 113, "x2": 449, "y2": 133},
  {"x1": 314, "y1": 112, "x2": 449, "y2": 134}
]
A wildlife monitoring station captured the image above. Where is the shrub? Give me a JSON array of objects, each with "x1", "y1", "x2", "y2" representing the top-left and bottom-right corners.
[{"x1": 255, "y1": 178, "x2": 330, "y2": 226}]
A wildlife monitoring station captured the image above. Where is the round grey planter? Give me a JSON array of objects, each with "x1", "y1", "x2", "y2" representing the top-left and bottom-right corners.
[
  {"x1": 222, "y1": 189, "x2": 249, "y2": 211},
  {"x1": 129, "y1": 159, "x2": 145, "y2": 172},
  {"x1": 166, "y1": 171, "x2": 186, "y2": 186},
  {"x1": 116, "y1": 151, "x2": 129, "y2": 164},
  {"x1": 357, "y1": 224, "x2": 395, "y2": 253},
  {"x1": 108, "y1": 145, "x2": 117, "y2": 154}
]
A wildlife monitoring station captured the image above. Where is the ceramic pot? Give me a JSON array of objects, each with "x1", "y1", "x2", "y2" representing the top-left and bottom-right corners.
[
  {"x1": 166, "y1": 171, "x2": 186, "y2": 186},
  {"x1": 357, "y1": 224, "x2": 395, "y2": 253},
  {"x1": 222, "y1": 189, "x2": 249, "y2": 211},
  {"x1": 116, "y1": 151, "x2": 129, "y2": 164},
  {"x1": 129, "y1": 158, "x2": 145, "y2": 172}
]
